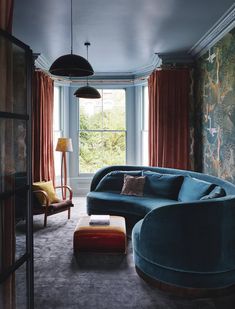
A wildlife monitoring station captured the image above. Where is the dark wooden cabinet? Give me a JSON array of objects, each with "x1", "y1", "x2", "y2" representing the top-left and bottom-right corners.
[{"x1": 0, "y1": 29, "x2": 33, "y2": 309}]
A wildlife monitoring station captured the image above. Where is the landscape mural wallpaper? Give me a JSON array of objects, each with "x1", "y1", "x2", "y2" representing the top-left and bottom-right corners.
[{"x1": 195, "y1": 27, "x2": 235, "y2": 183}]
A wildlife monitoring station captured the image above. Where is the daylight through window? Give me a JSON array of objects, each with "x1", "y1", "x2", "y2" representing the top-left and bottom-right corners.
[{"x1": 79, "y1": 89, "x2": 126, "y2": 173}]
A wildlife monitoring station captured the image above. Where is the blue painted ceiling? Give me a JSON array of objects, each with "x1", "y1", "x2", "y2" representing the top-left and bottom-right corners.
[{"x1": 13, "y1": 0, "x2": 234, "y2": 75}]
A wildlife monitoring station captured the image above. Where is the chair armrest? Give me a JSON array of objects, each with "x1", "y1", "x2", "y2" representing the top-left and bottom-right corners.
[
  {"x1": 55, "y1": 185, "x2": 73, "y2": 200},
  {"x1": 33, "y1": 190, "x2": 50, "y2": 208}
]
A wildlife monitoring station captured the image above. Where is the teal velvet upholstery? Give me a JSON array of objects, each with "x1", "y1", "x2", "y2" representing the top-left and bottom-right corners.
[
  {"x1": 200, "y1": 185, "x2": 226, "y2": 200},
  {"x1": 133, "y1": 198, "x2": 235, "y2": 288},
  {"x1": 143, "y1": 171, "x2": 183, "y2": 199},
  {"x1": 87, "y1": 165, "x2": 235, "y2": 289},
  {"x1": 95, "y1": 170, "x2": 142, "y2": 193},
  {"x1": 178, "y1": 175, "x2": 215, "y2": 202}
]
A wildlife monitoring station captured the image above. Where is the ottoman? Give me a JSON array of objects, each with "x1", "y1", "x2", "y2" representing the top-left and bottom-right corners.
[{"x1": 73, "y1": 215, "x2": 126, "y2": 253}]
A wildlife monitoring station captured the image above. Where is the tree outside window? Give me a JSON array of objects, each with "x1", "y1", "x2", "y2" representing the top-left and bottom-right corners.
[{"x1": 79, "y1": 89, "x2": 126, "y2": 173}]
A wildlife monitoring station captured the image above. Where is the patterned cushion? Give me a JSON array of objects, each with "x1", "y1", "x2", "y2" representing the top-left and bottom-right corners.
[{"x1": 121, "y1": 175, "x2": 145, "y2": 196}]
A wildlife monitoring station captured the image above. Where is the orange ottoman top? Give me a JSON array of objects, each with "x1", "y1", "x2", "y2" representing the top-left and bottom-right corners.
[{"x1": 73, "y1": 215, "x2": 126, "y2": 253}]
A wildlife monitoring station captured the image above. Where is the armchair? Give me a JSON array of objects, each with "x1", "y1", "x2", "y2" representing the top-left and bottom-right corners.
[{"x1": 33, "y1": 184, "x2": 74, "y2": 227}]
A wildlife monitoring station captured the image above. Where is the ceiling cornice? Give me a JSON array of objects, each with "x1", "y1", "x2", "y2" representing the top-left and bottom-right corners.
[
  {"x1": 34, "y1": 53, "x2": 51, "y2": 71},
  {"x1": 189, "y1": 3, "x2": 235, "y2": 57},
  {"x1": 34, "y1": 52, "x2": 160, "y2": 82},
  {"x1": 157, "y1": 52, "x2": 194, "y2": 65}
]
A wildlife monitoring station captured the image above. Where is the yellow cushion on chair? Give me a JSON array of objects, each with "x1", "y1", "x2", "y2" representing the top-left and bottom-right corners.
[{"x1": 32, "y1": 181, "x2": 60, "y2": 205}]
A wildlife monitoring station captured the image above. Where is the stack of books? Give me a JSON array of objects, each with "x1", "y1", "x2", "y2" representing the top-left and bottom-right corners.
[{"x1": 89, "y1": 215, "x2": 110, "y2": 225}]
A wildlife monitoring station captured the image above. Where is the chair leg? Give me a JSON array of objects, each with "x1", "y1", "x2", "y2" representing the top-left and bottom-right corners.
[
  {"x1": 44, "y1": 213, "x2": 47, "y2": 227},
  {"x1": 68, "y1": 208, "x2": 71, "y2": 220}
]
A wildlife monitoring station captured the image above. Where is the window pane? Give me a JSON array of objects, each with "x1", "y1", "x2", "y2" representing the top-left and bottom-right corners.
[
  {"x1": 142, "y1": 131, "x2": 149, "y2": 166},
  {"x1": 79, "y1": 132, "x2": 103, "y2": 173},
  {"x1": 15, "y1": 187, "x2": 27, "y2": 260},
  {"x1": 0, "y1": 119, "x2": 27, "y2": 190},
  {"x1": 79, "y1": 89, "x2": 126, "y2": 173},
  {"x1": 15, "y1": 263, "x2": 27, "y2": 308},
  {"x1": 53, "y1": 86, "x2": 60, "y2": 131},
  {"x1": 80, "y1": 99, "x2": 102, "y2": 130},
  {"x1": 79, "y1": 131, "x2": 126, "y2": 173},
  {"x1": 53, "y1": 131, "x2": 62, "y2": 177},
  {"x1": 0, "y1": 36, "x2": 27, "y2": 114},
  {"x1": 102, "y1": 132, "x2": 126, "y2": 166},
  {"x1": 143, "y1": 86, "x2": 149, "y2": 131},
  {"x1": 103, "y1": 89, "x2": 125, "y2": 130}
]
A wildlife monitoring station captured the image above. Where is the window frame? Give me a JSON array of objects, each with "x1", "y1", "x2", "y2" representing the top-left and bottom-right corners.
[
  {"x1": 141, "y1": 85, "x2": 149, "y2": 166},
  {"x1": 77, "y1": 88, "x2": 127, "y2": 175},
  {"x1": 53, "y1": 85, "x2": 64, "y2": 178}
]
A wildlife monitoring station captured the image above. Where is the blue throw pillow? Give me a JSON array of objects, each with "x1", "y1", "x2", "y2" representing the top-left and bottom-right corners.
[
  {"x1": 200, "y1": 186, "x2": 226, "y2": 200},
  {"x1": 178, "y1": 176, "x2": 215, "y2": 202},
  {"x1": 95, "y1": 170, "x2": 142, "y2": 193},
  {"x1": 143, "y1": 171, "x2": 184, "y2": 200}
]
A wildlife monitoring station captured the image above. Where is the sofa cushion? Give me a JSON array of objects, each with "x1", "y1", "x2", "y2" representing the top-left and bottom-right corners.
[
  {"x1": 121, "y1": 175, "x2": 145, "y2": 196},
  {"x1": 95, "y1": 170, "x2": 142, "y2": 193},
  {"x1": 178, "y1": 176, "x2": 215, "y2": 202},
  {"x1": 143, "y1": 171, "x2": 184, "y2": 200},
  {"x1": 200, "y1": 186, "x2": 226, "y2": 200}
]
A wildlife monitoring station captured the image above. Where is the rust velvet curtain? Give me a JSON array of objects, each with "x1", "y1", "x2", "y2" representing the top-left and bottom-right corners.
[
  {"x1": 148, "y1": 68, "x2": 190, "y2": 169},
  {"x1": 32, "y1": 71, "x2": 55, "y2": 183},
  {"x1": 0, "y1": 0, "x2": 14, "y2": 32}
]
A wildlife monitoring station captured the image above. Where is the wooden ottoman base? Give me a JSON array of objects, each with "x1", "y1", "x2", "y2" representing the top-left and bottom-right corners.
[{"x1": 73, "y1": 216, "x2": 126, "y2": 253}]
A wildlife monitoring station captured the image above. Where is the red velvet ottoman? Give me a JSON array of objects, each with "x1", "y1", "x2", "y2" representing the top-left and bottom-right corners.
[{"x1": 73, "y1": 215, "x2": 126, "y2": 253}]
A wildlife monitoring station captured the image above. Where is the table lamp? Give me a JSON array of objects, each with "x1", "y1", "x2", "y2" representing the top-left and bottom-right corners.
[{"x1": 56, "y1": 138, "x2": 73, "y2": 199}]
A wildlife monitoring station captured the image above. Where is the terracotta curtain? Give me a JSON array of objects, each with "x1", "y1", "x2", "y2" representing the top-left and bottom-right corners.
[
  {"x1": 0, "y1": 0, "x2": 14, "y2": 32},
  {"x1": 148, "y1": 68, "x2": 190, "y2": 169},
  {"x1": 0, "y1": 1, "x2": 15, "y2": 308},
  {"x1": 32, "y1": 71, "x2": 55, "y2": 183}
]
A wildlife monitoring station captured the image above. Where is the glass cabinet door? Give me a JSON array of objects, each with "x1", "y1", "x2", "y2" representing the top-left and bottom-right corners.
[{"x1": 0, "y1": 29, "x2": 33, "y2": 309}]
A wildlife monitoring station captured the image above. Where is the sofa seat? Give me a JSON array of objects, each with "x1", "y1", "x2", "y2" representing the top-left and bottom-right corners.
[{"x1": 87, "y1": 191, "x2": 177, "y2": 221}]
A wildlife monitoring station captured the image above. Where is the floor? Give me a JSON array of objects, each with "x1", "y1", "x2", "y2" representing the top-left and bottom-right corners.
[{"x1": 16, "y1": 197, "x2": 235, "y2": 308}]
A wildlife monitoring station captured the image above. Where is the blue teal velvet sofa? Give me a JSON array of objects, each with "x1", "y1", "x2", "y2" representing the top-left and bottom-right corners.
[{"x1": 87, "y1": 165, "x2": 235, "y2": 290}]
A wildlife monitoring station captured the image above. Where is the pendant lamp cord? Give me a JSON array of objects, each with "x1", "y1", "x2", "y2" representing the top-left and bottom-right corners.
[
  {"x1": 70, "y1": 0, "x2": 73, "y2": 54},
  {"x1": 86, "y1": 43, "x2": 89, "y2": 86}
]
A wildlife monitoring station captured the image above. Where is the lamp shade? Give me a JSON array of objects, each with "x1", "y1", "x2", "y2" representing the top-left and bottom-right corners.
[
  {"x1": 56, "y1": 138, "x2": 73, "y2": 152},
  {"x1": 74, "y1": 85, "x2": 101, "y2": 99},
  {"x1": 49, "y1": 54, "x2": 94, "y2": 77}
]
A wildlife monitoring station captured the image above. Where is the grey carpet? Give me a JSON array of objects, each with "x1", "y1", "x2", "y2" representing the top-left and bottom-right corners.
[{"x1": 17, "y1": 197, "x2": 235, "y2": 308}]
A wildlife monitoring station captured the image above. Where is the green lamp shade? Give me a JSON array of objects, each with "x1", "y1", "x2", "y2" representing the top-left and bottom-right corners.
[
  {"x1": 49, "y1": 54, "x2": 94, "y2": 77},
  {"x1": 74, "y1": 85, "x2": 101, "y2": 99}
]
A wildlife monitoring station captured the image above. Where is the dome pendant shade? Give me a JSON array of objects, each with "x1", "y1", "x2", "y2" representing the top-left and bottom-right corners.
[
  {"x1": 74, "y1": 85, "x2": 101, "y2": 99},
  {"x1": 49, "y1": 54, "x2": 94, "y2": 77}
]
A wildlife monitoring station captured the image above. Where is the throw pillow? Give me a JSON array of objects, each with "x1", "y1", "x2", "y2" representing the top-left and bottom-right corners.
[
  {"x1": 200, "y1": 186, "x2": 226, "y2": 200},
  {"x1": 32, "y1": 181, "x2": 60, "y2": 205},
  {"x1": 178, "y1": 176, "x2": 215, "y2": 202},
  {"x1": 121, "y1": 175, "x2": 145, "y2": 196},
  {"x1": 95, "y1": 170, "x2": 142, "y2": 193},
  {"x1": 143, "y1": 171, "x2": 184, "y2": 200}
]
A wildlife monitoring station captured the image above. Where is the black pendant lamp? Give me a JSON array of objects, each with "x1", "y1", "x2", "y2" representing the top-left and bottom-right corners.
[
  {"x1": 49, "y1": 0, "x2": 94, "y2": 77},
  {"x1": 74, "y1": 42, "x2": 101, "y2": 99}
]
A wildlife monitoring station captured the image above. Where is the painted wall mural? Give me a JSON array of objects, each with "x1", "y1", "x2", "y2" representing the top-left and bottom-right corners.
[{"x1": 195, "y1": 27, "x2": 235, "y2": 182}]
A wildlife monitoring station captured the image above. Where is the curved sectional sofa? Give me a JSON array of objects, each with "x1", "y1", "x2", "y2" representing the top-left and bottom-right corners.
[{"x1": 87, "y1": 165, "x2": 235, "y2": 290}]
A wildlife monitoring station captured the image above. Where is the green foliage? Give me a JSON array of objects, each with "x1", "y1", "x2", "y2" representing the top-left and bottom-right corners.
[{"x1": 79, "y1": 94, "x2": 126, "y2": 173}]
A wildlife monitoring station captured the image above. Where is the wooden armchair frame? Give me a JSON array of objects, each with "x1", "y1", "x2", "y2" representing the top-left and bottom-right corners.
[{"x1": 33, "y1": 185, "x2": 73, "y2": 227}]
